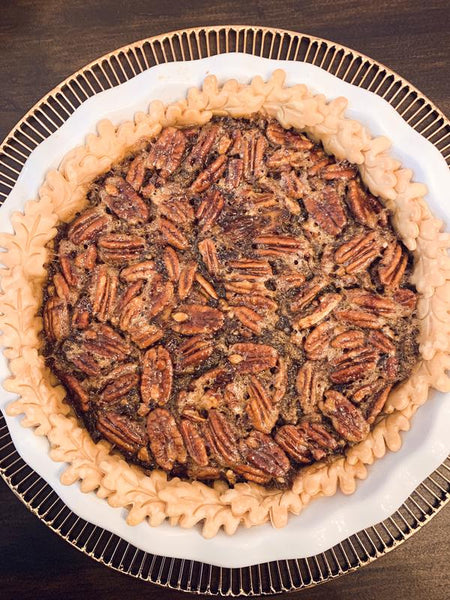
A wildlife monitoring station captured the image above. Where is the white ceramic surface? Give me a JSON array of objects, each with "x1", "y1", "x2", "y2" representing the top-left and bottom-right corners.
[{"x1": 1, "y1": 53, "x2": 449, "y2": 568}]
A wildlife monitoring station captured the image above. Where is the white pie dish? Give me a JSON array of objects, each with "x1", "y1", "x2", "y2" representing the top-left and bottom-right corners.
[{"x1": 0, "y1": 52, "x2": 449, "y2": 568}]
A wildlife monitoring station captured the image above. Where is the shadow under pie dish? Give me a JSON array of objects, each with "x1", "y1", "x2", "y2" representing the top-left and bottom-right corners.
[{"x1": 2, "y1": 70, "x2": 450, "y2": 537}]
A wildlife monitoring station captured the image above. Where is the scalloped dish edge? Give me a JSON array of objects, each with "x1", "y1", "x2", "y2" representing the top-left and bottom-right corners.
[{"x1": 1, "y1": 69, "x2": 450, "y2": 538}]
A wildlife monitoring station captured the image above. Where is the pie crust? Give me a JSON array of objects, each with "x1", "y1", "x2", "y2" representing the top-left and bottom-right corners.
[{"x1": 2, "y1": 70, "x2": 450, "y2": 537}]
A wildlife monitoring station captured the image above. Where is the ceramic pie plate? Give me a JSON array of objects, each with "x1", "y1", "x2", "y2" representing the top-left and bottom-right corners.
[{"x1": 0, "y1": 27, "x2": 449, "y2": 594}]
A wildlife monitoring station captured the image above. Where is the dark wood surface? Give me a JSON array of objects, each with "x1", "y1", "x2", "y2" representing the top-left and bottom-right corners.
[{"x1": 0, "y1": 1, "x2": 449, "y2": 598}]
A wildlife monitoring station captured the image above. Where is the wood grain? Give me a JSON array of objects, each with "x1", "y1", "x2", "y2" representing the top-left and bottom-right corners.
[{"x1": 0, "y1": 1, "x2": 449, "y2": 598}]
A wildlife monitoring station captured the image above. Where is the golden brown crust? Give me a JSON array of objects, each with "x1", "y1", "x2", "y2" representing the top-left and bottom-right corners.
[{"x1": 2, "y1": 70, "x2": 450, "y2": 537}]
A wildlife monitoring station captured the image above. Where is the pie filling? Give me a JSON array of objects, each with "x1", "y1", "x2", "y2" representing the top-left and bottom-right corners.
[{"x1": 42, "y1": 116, "x2": 419, "y2": 487}]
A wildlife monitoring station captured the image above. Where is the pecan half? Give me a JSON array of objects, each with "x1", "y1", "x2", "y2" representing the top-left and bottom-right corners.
[
  {"x1": 176, "y1": 335, "x2": 213, "y2": 370},
  {"x1": 119, "y1": 281, "x2": 145, "y2": 310},
  {"x1": 102, "y1": 176, "x2": 149, "y2": 224},
  {"x1": 275, "y1": 425, "x2": 311, "y2": 463},
  {"x1": 347, "y1": 180, "x2": 387, "y2": 228},
  {"x1": 347, "y1": 291, "x2": 398, "y2": 316},
  {"x1": 43, "y1": 297, "x2": 69, "y2": 342},
  {"x1": 298, "y1": 421, "x2": 338, "y2": 458},
  {"x1": 158, "y1": 217, "x2": 188, "y2": 250},
  {"x1": 393, "y1": 288, "x2": 417, "y2": 313},
  {"x1": 191, "y1": 155, "x2": 227, "y2": 192},
  {"x1": 126, "y1": 154, "x2": 146, "y2": 190},
  {"x1": 146, "y1": 408, "x2": 187, "y2": 469},
  {"x1": 97, "y1": 412, "x2": 146, "y2": 453},
  {"x1": 147, "y1": 127, "x2": 186, "y2": 178},
  {"x1": 158, "y1": 195, "x2": 195, "y2": 225},
  {"x1": 277, "y1": 270, "x2": 306, "y2": 291},
  {"x1": 322, "y1": 163, "x2": 356, "y2": 180},
  {"x1": 120, "y1": 261, "x2": 156, "y2": 282},
  {"x1": 163, "y1": 247, "x2": 180, "y2": 281},
  {"x1": 98, "y1": 233, "x2": 145, "y2": 263},
  {"x1": 246, "y1": 376, "x2": 279, "y2": 434},
  {"x1": 228, "y1": 343, "x2": 278, "y2": 373},
  {"x1": 177, "y1": 262, "x2": 197, "y2": 300},
  {"x1": 59, "y1": 373, "x2": 90, "y2": 412},
  {"x1": 63, "y1": 342, "x2": 102, "y2": 376},
  {"x1": 366, "y1": 383, "x2": 393, "y2": 424},
  {"x1": 266, "y1": 148, "x2": 307, "y2": 170},
  {"x1": 101, "y1": 369, "x2": 139, "y2": 402},
  {"x1": 303, "y1": 188, "x2": 347, "y2": 235},
  {"x1": 141, "y1": 346, "x2": 173, "y2": 407},
  {"x1": 82, "y1": 324, "x2": 130, "y2": 361},
  {"x1": 233, "y1": 306, "x2": 264, "y2": 334},
  {"x1": 378, "y1": 242, "x2": 407, "y2": 289},
  {"x1": 275, "y1": 422, "x2": 337, "y2": 463},
  {"x1": 226, "y1": 158, "x2": 243, "y2": 187},
  {"x1": 68, "y1": 209, "x2": 110, "y2": 245},
  {"x1": 53, "y1": 272, "x2": 71, "y2": 301},
  {"x1": 59, "y1": 253, "x2": 78, "y2": 286},
  {"x1": 291, "y1": 277, "x2": 328, "y2": 312},
  {"x1": 217, "y1": 133, "x2": 232, "y2": 155},
  {"x1": 320, "y1": 391, "x2": 370, "y2": 443},
  {"x1": 243, "y1": 189, "x2": 278, "y2": 208},
  {"x1": 147, "y1": 274, "x2": 174, "y2": 318},
  {"x1": 226, "y1": 293, "x2": 278, "y2": 313},
  {"x1": 330, "y1": 347, "x2": 379, "y2": 384},
  {"x1": 196, "y1": 189, "x2": 224, "y2": 232},
  {"x1": 129, "y1": 322, "x2": 164, "y2": 349},
  {"x1": 333, "y1": 309, "x2": 383, "y2": 329},
  {"x1": 304, "y1": 321, "x2": 335, "y2": 360},
  {"x1": 296, "y1": 362, "x2": 323, "y2": 414},
  {"x1": 72, "y1": 307, "x2": 90, "y2": 330},
  {"x1": 280, "y1": 170, "x2": 304, "y2": 203},
  {"x1": 240, "y1": 431, "x2": 290, "y2": 478},
  {"x1": 385, "y1": 356, "x2": 399, "y2": 380},
  {"x1": 171, "y1": 304, "x2": 225, "y2": 335},
  {"x1": 91, "y1": 265, "x2": 118, "y2": 322},
  {"x1": 366, "y1": 330, "x2": 396, "y2": 354},
  {"x1": 187, "y1": 465, "x2": 221, "y2": 480},
  {"x1": 195, "y1": 273, "x2": 219, "y2": 299},
  {"x1": 180, "y1": 419, "x2": 209, "y2": 466},
  {"x1": 294, "y1": 293, "x2": 342, "y2": 330},
  {"x1": 266, "y1": 121, "x2": 313, "y2": 150},
  {"x1": 308, "y1": 150, "x2": 331, "y2": 176},
  {"x1": 204, "y1": 409, "x2": 240, "y2": 465},
  {"x1": 118, "y1": 294, "x2": 145, "y2": 330},
  {"x1": 228, "y1": 129, "x2": 242, "y2": 155},
  {"x1": 74, "y1": 244, "x2": 97, "y2": 270},
  {"x1": 243, "y1": 131, "x2": 267, "y2": 180},
  {"x1": 253, "y1": 235, "x2": 306, "y2": 257},
  {"x1": 233, "y1": 463, "x2": 271, "y2": 484},
  {"x1": 198, "y1": 238, "x2": 219, "y2": 275},
  {"x1": 273, "y1": 357, "x2": 288, "y2": 404},
  {"x1": 227, "y1": 259, "x2": 272, "y2": 280},
  {"x1": 352, "y1": 381, "x2": 379, "y2": 404},
  {"x1": 334, "y1": 232, "x2": 380, "y2": 273},
  {"x1": 224, "y1": 279, "x2": 267, "y2": 296},
  {"x1": 331, "y1": 329, "x2": 365, "y2": 350},
  {"x1": 186, "y1": 124, "x2": 219, "y2": 170}
]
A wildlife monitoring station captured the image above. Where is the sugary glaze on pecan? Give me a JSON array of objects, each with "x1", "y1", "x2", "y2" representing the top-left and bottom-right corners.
[{"x1": 42, "y1": 116, "x2": 419, "y2": 488}]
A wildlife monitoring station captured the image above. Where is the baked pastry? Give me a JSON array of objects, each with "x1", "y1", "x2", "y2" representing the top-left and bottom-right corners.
[
  {"x1": 2, "y1": 70, "x2": 450, "y2": 537},
  {"x1": 42, "y1": 116, "x2": 419, "y2": 488}
]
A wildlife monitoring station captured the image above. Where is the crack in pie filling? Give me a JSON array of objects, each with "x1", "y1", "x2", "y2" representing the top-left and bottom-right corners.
[{"x1": 42, "y1": 116, "x2": 419, "y2": 488}]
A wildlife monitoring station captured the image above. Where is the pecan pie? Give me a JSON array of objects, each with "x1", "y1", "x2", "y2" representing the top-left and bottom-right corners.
[
  {"x1": 42, "y1": 116, "x2": 419, "y2": 487},
  {"x1": 5, "y1": 70, "x2": 449, "y2": 537}
]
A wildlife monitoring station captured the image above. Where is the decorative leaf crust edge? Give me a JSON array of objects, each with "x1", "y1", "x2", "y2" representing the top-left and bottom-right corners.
[{"x1": 2, "y1": 70, "x2": 450, "y2": 538}]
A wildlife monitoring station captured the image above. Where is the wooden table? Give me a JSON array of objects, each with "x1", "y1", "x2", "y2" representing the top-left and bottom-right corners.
[{"x1": 0, "y1": 1, "x2": 449, "y2": 598}]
